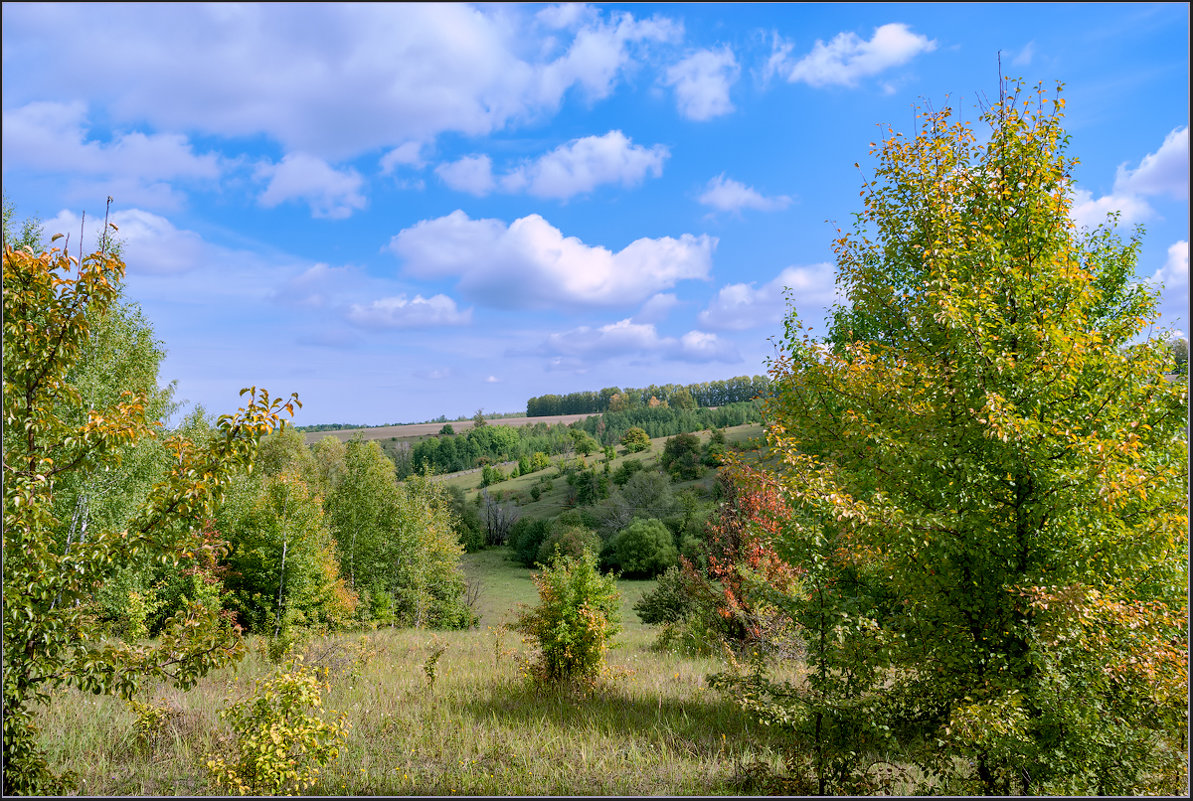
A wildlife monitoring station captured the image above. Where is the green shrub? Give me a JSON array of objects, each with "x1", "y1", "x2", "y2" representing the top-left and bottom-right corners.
[
  {"x1": 536, "y1": 526, "x2": 601, "y2": 566},
  {"x1": 510, "y1": 550, "x2": 620, "y2": 683},
  {"x1": 606, "y1": 518, "x2": 678, "y2": 578},
  {"x1": 206, "y1": 656, "x2": 349, "y2": 795},
  {"x1": 510, "y1": 517, "x2": 552, "y2": 567},
  {"x1": 633, "y1": 565, "x2": 695, "y2": 625}
]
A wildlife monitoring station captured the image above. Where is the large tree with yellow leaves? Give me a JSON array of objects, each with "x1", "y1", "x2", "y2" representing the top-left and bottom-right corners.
[{"x1": 714, "y1": 81, "x2": 1188, "y2": 795}]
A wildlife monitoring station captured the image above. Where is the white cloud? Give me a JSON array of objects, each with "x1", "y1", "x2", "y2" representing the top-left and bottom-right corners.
[
  {"x1": 45, "y1": 208, "x2": 207, "y2": 275},
  {"x1": 633, "y1": 292, "x2": 680, "y2": 323},
  {"x1": 388, "y1": 210, "x2": 714, "y2": 309},
  {"x1": 347, "y1": 294, "x2": 472, "y2": 329},
  {"x1": 770, "y1": 23, "x2": 936, "y2": 88},
  {"x1": 2, "y1": 101, "x2": 222, "y2": 209},
  {"x1": 1, "y1": 4, "x2": 680, "y2": 161},
  {"x1": 1115, "y1": 126, "x2": 1188, "y2": 200},
  {"x1": 380, "y1": 142, "x2": 427, "y2": 174},
  {"x1": 485, "y1": 375, "x2": 501, "y2": 383},
  {"x1": 1069, "y1": 188, "x2": 1152, "y2": 230},
  {"x1": 258, "y1": 153, "x2": 367, "y2": 219},
  {"x1": 273, "y1": 262, "x2": 362, "y2": 308},
  {"x1": 1070, "y1": 126, "x2": 1189, "y2": 229},
  {"x1": 699, "y1": 263, "x2": 837, "y2": 331},
  {"x1": 436, "y1": 155, "x2": 497, "y2": 195},
  {"x1": 698, "y1": 174, "x2": 792, "y2": 213},
  {"x1": 502, "y1": 130, "x2": 667, "y2": 198},
  {"x1": 1152, "y1": 240, "x2": 1189, "y2": 290},
  {"x1": 538, "y1": 317, "x2": 738, "y2": 364},
  {"x1": 664, "y1": 46, "x2": 740, "y2": 120},
  {"x1": 1011, "y1": 41, "x2": 1035, "y2": 67}
]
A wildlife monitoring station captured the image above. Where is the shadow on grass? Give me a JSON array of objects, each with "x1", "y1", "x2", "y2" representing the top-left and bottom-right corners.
[{"x1": 456, "y1": 676, "x2": 789, "y2": 762}]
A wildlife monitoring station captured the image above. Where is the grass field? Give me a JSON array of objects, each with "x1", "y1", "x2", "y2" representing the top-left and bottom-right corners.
[{"x1": 32, "y1": 541, "x2": 795, "y2": 796}]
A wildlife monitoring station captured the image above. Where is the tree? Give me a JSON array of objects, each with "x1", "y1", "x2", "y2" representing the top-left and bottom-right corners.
[
  {"x1": 670, "y1": 387, "x2": 697, "y2": 411},
  {"x1": 661, "y1": 432, "x2": 703, "y2": 480},
  {"x1": 3, "y1": 236, "x2": 297, "y2": 793},
  {"x1": 605, "y1": 518, "x2": 677, "y2": 578},
  {"x1": 218, "y1": 450, "x2": 356, "y2": 639},
  {"x1": 320, "y1": 439, "x2": 474, "y2": 628},
  {"x1": 620, "y1": 426, "x2": 650, "y2": 453},
  {"x1": 716, "y1": 81, "x2": 1188, "y2": 794},
  {"x1": 569, "y1": 428, "x2": 599, "y2": 456},
  {"x1": 1169, "y1": 336, "x2": 1188, "y2": 375}
]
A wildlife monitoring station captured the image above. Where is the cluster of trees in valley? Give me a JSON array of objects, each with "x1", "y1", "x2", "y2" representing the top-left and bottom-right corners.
[{"x1": 393, "y1": 401, "x2": 760, "y2": 478}]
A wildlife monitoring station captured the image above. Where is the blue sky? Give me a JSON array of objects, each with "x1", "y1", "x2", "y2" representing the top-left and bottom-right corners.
[{"x1": 3, "y1": 2, "x2": 1188, "y2": 426}]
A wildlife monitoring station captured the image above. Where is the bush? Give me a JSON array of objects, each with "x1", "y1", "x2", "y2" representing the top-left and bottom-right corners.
[
  {"x1": 206, "y1": 656, "x2": 349, "y2": 795},
  {"x1": 510, "y1": 517, "x2": 552, "y2": 567},
  {"x1": 620, "y1": 427, "x2": 651, "y2": 453},
  {"x1": 510, "y1": 550, "x2": 620, "y2": 683},
  {"x1": 633, "y1": 565, "x2": 695, "y2": 625},
  {"x1": 536, "y1": 526, "x2": 601, "y2": 566},
  {"x1": 606, "y1": 518, "x2": 678, "y2": 578}
]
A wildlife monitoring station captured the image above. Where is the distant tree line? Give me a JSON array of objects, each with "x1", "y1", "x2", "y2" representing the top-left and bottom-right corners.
[{"x1": 525, "y1": 375, "x2": 770, "y2": 417}]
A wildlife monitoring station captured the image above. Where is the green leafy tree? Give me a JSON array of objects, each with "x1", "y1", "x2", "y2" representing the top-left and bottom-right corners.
[
  {"x1": 1169, "y1": 336, "x2": 1188, "y2": 375},
  {"x1": 3, "y1": 237, "x2": 297, "y2": 793},
  {"x1": 661, "y1": 432, "x2": 703, "y2": 480},
  {"x1": 218, "y1": 468, "x2": 356, "y2": 639},
  {"x1": 604, "y1": 518, "x2": 678, "y2": 578},
  {"x1": 321, "y1": 440, "x2": 474, "y2": 628},
  {"x1": 620, "y1": 426, "x2": 651, "y2": 453},
  {"x1": 569, "y1": 428, "x2": 599, "y2": 456},
  {"x1": 718, "y1": 81, "x2": 1188, "y2": 794}
]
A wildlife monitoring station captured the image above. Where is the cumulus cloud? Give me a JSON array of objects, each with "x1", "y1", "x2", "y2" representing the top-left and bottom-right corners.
[
  {"x1": 1115, "y1": 126, "x2": 1189, "y2": 200},
  {"x1": 699, "y1": 263, "x2": 838, "y2": 331},
  {"x1": 1151, "y1": 240, "x2": 1189, "y2": 290},
  {"x1": 1071, "y1": 126, "x2": 1189, "y2": 229},
  {"x1": 768, "y1": 23, "x2": 936, "y2": 88},
  {"x1": 45, "y1": 208, "x2": 208, "y2": 275},
  {"x1": 380, "y1": 141, "x2": 427, "y2": 174},
  {"x1": 388, "y1": 210, "x2": 714, "y2": 309},
  {"x1": 257, "y1": 153, "x2": 367, "y2": 219},
  {"x1": 347, "y1": 294, "x2": 472, "y2": 329},
  {"x1": 501, "y1": 130, "x2": 667, "y2": 198},
  {"x1": 436, "y1": 155, "x2": 497, "y2": 195},
  {"x1": 436, "y1": 131, "x2": 667, "y2": 199},
  {"x1": 1, "y1": 4, "x2": 679, "y2": 161},
  {"x1": 698, "y1": 174, "x2": 792, "y2": 213},
  {"x1": 2, "y1": 101, "x2": 222, "y2": 209},
  {"x1": 538, "y1": 317, "x2": 738, "y2": 365},
  {"x1": 664, "y1": 46, "x2": 740, "y2": 120}
]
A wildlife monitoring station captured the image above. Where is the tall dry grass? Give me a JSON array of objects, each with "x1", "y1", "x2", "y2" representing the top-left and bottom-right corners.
[{"x1": 32, "y1": 548, "x2": 793, "y2": 796}]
